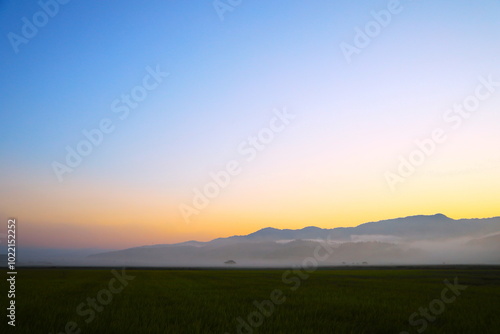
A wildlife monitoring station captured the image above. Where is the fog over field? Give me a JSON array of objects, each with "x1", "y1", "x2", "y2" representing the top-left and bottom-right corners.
[{"x1": 14, "y1": 214, "x2": 500, "y2": 267}]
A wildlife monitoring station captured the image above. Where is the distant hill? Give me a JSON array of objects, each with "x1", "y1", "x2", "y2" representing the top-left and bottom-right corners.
[{"x1": 84, "y1": 214, "x2": 500, "y2": 267}]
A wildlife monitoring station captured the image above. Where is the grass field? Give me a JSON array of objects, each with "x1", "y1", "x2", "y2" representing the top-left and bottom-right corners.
[{"x1": 2, "y1": 267, "x2": 500, "y2": 333}]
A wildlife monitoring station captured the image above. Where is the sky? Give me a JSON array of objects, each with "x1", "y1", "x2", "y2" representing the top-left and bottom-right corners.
[{"x1": 1, "y1": 0, "x2": 499, "y2": 249}]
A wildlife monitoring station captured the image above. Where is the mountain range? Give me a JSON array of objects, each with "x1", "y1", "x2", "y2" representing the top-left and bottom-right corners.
[{"x1": 82, "y1": 214, "x2": 500, "y2": 267}]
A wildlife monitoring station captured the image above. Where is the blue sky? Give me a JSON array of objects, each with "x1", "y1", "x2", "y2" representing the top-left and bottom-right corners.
[{"x1": 1, "y1": 0, "x2": 500, "y2": 248}]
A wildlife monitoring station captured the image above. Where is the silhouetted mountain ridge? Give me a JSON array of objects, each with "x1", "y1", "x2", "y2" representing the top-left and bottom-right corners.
[
  {"x1": 81, "y1": 214, "x2": 500, "y2": 266},
  {"x1": 16, "y1": 214, "x2": 500, "y2": 266},
  {"x1": 202, "y1": 214, "x2": 499, "y2": 244}
]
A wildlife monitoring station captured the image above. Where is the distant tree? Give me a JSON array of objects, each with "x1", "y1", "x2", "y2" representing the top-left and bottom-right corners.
[{"x1": 225, "y1": 260, "x2": 236, "y2": 265}]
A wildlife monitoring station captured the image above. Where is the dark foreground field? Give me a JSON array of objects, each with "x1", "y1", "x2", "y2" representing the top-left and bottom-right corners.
[{"x1": 2, "y1": 267, "x2": 500, "y2": 334}]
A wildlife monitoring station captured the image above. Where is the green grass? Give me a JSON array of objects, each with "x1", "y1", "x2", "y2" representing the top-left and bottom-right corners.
[{"x1": 2, "y1": 268, "x2": 500, "y2": 333}]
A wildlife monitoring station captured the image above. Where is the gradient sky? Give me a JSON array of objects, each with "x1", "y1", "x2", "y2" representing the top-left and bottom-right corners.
[{"x1": 1, "y1": 0, "x2": 499, "y2": 249}]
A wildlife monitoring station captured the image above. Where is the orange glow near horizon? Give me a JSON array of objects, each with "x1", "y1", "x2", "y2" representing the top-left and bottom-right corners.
[{"x1": 2, "y1": 166, "x2": 499, "y2": 250}]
